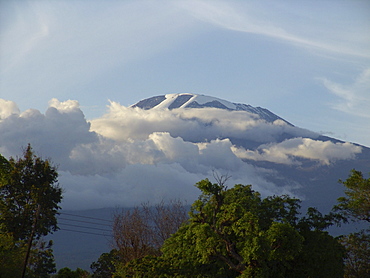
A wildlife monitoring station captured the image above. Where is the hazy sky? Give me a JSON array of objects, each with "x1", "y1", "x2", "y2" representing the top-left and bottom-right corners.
[
  {"x1": 1, "y1": 0, "x2": 369, "y2": 147},
  {"x1": 0, "y1": 1, "x2": 370, "y2": 210}
]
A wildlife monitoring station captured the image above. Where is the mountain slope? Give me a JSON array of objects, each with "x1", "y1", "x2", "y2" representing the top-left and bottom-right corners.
[
  {"x1": 129, "y1": 93, "x2": 369, "y2": 211},
  {"x1": 131, "y1": 93, "x2": 292, "y2": 125}
]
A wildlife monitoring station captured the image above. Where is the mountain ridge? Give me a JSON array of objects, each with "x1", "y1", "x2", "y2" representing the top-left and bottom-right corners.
[
  {"x1": 127, "y1": 93, "x2": 370, "y2": 206},
  {"x1": 131, "y1": 93, "x2": 293, "y2": 126}
]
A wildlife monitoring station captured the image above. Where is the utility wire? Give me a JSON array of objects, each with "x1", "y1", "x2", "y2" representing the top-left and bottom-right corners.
[
  {"x1": 58, "y1": 217, "x2": 112, "y2": 227},
  {"x1": 56, "y1": 212, "x2": 114, "y2": 237},
  {"x1": 60, "y1": 228, "x2": 112, "y2": 237},
  {"x1": 58, "y1": 222, "x2": 112, "y2": 233},
  {"x1": 59, "y1": 212, "x2": 113, "y2": 223}
]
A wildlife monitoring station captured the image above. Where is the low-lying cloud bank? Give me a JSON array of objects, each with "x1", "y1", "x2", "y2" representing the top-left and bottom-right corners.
[
  {"x1": 0, "y1": 98, "x2": 362, "y2": 210},
  {"x1": 90, "y1": 100, "x2": 317, "y2": 143},
  {"x1": 232, "y1": 138, "x2": 362, "y2": 165}
]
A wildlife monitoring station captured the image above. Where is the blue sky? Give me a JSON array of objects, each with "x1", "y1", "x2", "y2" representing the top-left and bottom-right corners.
[
  {"x1": 1, "y1": 0, "x2": 369, "y2": 148},
  {"x1": 0, "y1": 0, "x2": 369, "y2": 210}
]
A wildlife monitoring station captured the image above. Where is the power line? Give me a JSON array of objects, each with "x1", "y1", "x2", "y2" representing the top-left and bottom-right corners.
[
  {"x1": 59, "y1": 212, "x2": 113, "y2": 223},
  {"x1": 58, "y1": 222, "x2": 112, "y2": 233},
  {"x1": 58, "y1": 217, "x2": 112, "y2": 227},
  {"x1": 56, "y1": 211, "x2": 114, "y2": 237},
  {"x1": 60, "y1": 228, "x2": 112, "y2": 237}
]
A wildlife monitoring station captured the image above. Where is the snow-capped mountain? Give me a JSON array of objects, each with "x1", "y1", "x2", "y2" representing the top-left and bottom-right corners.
[
  {"x1": 128, "y1": 93, "x2": 369, "y2": 213},
  {"x1": 131, "y1": 93, "x2": 292, "y2": 125}
]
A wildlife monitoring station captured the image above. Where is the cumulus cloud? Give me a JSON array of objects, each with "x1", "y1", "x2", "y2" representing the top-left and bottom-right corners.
[
  {"x1": 0, "y1": 99, "x2": 20, "y2": 119},
  {"x1": 232, "y1": 137, "x2": 362, "y2": 165},
  {"x1": 90, "y1": 101, "x2": 317, "y2": 144},
  {"x1": 0, "y1": 98, "x2": 96, "y2": 163},
  {"x1": 0, "y1": 98, "x2": 363, "y2": 209}
]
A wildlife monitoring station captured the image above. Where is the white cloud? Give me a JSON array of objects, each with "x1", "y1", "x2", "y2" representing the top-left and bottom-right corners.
[
  {"x1": 232, "y1": 137, "x2": 362, "y2": 165},
  {"x1": 90, "y1": 101, "x2": 318, "y2": 144},
  {"x1": 0, "y1": 99, "x2": 97, "y2": 162},
  {"x1": 0, "y1": 98, "x2": 363, "y2": 209},
  {"x1": 48, "y1": 98, "x2": 81, "y2": 113},
  {"x1": 0, "y1": 99, "x2": 20, "y2": 119},
  {"x1": 59, "y1": 149, "x2": 288, "y2": 210},
  {"x1": 321, "y1": 68, "x2": 370, "y2": 118}
]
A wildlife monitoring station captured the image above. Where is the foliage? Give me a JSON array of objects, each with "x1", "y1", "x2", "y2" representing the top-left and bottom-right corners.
[
  {"x1": 0, "y1": 234, "x2": 56, "y2": 278},
  {"x1": 0, "y1": 154, "x2": 11, "y2": 186},
  {"x1": 0, "y1": 144, "x2": 63, "y2": 241},
  {"x1": 286, "y1": 229, "x2": 345, "y2": 278},
  {"x1": 27, "y1": 240, "x2": 56, "y2": 278},
  {"x1": 335, "y1": 169, "x2": 370, "y2": 223},
  {"x1": 340, "y1": 229, "x2": 370, "y2": 278},
  {"x1": 55, "y1": 267, "x2": 90, "y2": 278},
  {"x1": 115, "y1": 179, "x2": 345, "y2": 277},
  {"x1": 333, "y1": 169, "x2": 370, "y2": 277},
  {"x1": 0, "y1": 233, "x2": 24, "y2": 278},
  {"x1": 91, "y1": 249, "x2": 119, "y2": 278},
  {"x1": 0, "y1": 145, "x2": 62, "y2": 276}
]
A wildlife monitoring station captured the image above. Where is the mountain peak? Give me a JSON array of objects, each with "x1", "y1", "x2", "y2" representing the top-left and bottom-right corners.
[{"x1": 131, "y1": 93, "x2": 292, "y2": 125}]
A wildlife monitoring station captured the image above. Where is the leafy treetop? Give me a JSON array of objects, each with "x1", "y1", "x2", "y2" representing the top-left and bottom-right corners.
[
  {"x1": 335, "y1": 169, "x2": 370, "y2": 223},
  {"x1": 0, "y1": 145, "x2": 63, "y2": 241}
]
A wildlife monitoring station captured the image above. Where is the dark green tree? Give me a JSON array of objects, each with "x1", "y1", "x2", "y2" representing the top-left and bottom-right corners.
[
  {"x1": 26, "y1": 240, "x2": 56, "y2": 278},
  {"x1": 0, "y1": 144, "x2": 63, "y2": 241},
  {"x1": 335, "y1": 169, "x2": 370, "y2": 223},
  {"x1": 0, "y1": 233, "x2": 24, "y2": 277},
  {"x1": 334, "y1": 169, "x2": 370, "y2": 277},
  {"x1": 340, "y1": 230, "x2": 370, "y2": 278},
  {"x1": 0, "y1": 145, "x2": 62, "y2": 277},
  {"x1": 55, "y1": 267, "x2": 90, "y2": 278},
  {"x1": 0, "y1": 154, "x2": 11, "y2": 186},
  {"x1": 91, "y1": 249, "x2": 119, "y2": 278}
]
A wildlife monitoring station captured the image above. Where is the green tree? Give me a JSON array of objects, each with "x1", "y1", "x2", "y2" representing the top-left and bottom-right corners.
[
  {"x1": 0, "y1": 233, "x2": 24, "y2": 278},
  {"x1": 27, "y1": 240, "x2": 56, "y2": 278},
  {"x1": 91, "y1": 249, "x2": 119, "y2": 278},
  {"x1": 55, "y1": 267, "x2": 90, "y2": 278},
  {"x1": 0, "y1": 145, "x2": 63, "y2": 241},
  {"x1": 340, "y1": 230, "x2": 370, "y2": 278},
  {"x1": 335, "y1": 169, "x2": 370, "y2": 223},
  {"x1": 0, "y1": 154, "x2": 11, "y2": 186},
  {"x1": 116, "y1": 179, "x2": 345, "y2": 277},
  {"x1": 161, "y1": 180, "x2": 302, "y2": 277},
  {"x1": 0, "y1": 145, "x2": 62, "y2": 277},
  {"x1": 334, "y1": 169, "x2": 370, "y2": 277}
]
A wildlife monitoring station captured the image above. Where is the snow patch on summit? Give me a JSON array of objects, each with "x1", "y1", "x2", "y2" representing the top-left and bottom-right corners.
[
  {"x1": 149, "y1": 93, "x2": 236, "y2": 110},
  {"x1": 185, "y1": 94, "x2": 236, "y2": 109}
]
